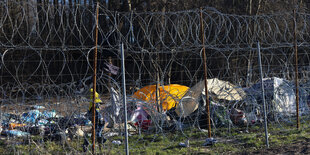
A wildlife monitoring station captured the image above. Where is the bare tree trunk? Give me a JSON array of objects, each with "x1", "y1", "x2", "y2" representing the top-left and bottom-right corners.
[
  {"x1": 257, "y1": 0, "x2": 263, "y2": 15},
  {"x1": 69, "y1": 0, "x2": 73, "y2": 46},
  {"x1": 128, "y1": 0, "x2": 132, "y2": 11},
  {"x1": 249, "y1": 0, "x2": 252, "y2": 15},
  {"x1": 25, "y1": 0, "x2": 38, "y2": 35}
]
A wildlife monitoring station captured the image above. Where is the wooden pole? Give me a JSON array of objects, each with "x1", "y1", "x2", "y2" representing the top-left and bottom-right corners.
[
  {"x1": 200, "y1": 8, "x2": 211, "y2": 138},
  {"x1": 156, "y1": 69, "x2": 161, "y2": 113},
  {"x1": 92, "y1": 2, "x2": 100, "y2": 154}
]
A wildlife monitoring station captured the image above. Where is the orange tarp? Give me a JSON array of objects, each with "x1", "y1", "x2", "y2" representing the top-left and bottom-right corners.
[{"x1": 132, "y1": 84, "x2": 189, "y2": 111}]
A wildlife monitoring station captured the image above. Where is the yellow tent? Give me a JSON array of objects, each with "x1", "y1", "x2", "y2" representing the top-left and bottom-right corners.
[{"x1": 132, "y1": 84, "x2": 189, "y2": 111}]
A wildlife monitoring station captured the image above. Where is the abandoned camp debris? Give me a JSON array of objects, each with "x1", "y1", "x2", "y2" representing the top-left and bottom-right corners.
[
  {"x1": 112, "y1": 140, "x2": 122, "y2": 145},
  {"x1": 179, "y1": 139, "x2": 190, "y2": 147},
  {"x1": 0, "y1": 77, "x2": 306, "y2": 145},
  {"x1": 203, "y1": 137, "x2": 217, "y2": 146}
]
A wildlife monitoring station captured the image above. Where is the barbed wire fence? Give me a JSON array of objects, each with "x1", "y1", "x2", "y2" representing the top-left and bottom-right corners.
[{"x1": 1, "y1": 1, "x2": 310, "y2": 154}]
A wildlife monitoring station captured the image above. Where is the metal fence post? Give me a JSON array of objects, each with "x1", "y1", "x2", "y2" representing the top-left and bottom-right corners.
[
  {"x1": 293, "y1": 6, "x2": 300, "y2": 129},
  {"x1": 257, "y1": 41, "x2": 269, "y2": 148},
  {"x1": 121, "y1": 43, "x2": 129, "y2": 155}
]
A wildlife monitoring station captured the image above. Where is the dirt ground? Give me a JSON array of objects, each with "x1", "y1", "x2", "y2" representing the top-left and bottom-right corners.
[{"x1": 241, "y1": 138, "x2": 310, "y2": 155}]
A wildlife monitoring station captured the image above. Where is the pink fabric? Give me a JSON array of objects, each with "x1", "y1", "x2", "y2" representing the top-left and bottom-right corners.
[{"x1": 130, "y1": 103, "x2": 149, "y2": 122}]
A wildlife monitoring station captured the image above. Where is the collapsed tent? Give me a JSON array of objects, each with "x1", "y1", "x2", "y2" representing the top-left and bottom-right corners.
[
  {"x1": 245, "y1": 77, "x2": 309, "y2": 116},
  {"x1": 132, "y1": 84, "x2": 189, "y2": 111},
  {"x1": 203, "y1": 78, "x2": 246, "y2": 101},
  {"x1": 176, "y1": 78, "x2": 246, "y2": 117},
  {"x1": 175, "y1": 80, "x2": 205, "y2": 117}
]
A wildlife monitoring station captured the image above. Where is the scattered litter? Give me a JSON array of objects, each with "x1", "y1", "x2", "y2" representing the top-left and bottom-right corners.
[
  {"x1": 239, "y1": 130, "x2": 249, "y2": 134},
  {"x1": 179, "y1": 139, "x2": 190, "y2": 147},
  {"x1": 2, "y1": 113, "x2": 19, "y2": 124},
  {"x1": 203, "y1": 138, "x2": 217, "y2": 146},
  {"x1": 21, "y1": 110, "x2": 42, "y2": 124},
  {"x1": 33, "y1": 105, "x2": 45, "y2": 110},
  {"x1": 67, "y1": 125, "x2": 84, "y2": 137},
  {"x1": 43, "y1": 110, "x2": 57, "y2": 118},
  {"x1": 230, "y1": 108, "x2": 247, "y2": 126},
  {"x1": 28, "y1": 126, "x2": 45, "y2": 135},
  {"x1": 2, "y1": 130, "x2": 30, "y2": 137},
  {"x1": 112, "y1": 140, "x2": 122, "y2": 145},
  {"x1": 38, "y1": 119, "x2": 49, "y2": 125},
  {"x1": 72, "y1": 118, "x2": 91, "y2": 126},
  {"x1": 104, "y1": 132, "x2": 119, "y2": 137},
  {"x1": 201, "y1": 129, "x2": 209, "y2": 133},
  {"x1": 9, "y1": 123, "x2": 26, "y2": 130},
  {"x1": 75, "y1": 127, "x2": 84, "y2": 137}
]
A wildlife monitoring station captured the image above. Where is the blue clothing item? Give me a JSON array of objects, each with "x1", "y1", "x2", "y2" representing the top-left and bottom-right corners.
[{"x1": 21, "y1": 110, "x2": 42, "y2": 124}]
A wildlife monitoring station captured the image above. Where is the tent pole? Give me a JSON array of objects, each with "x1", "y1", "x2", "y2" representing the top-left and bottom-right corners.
[
  {"x1": 200, "y1": 8, "x2": 211, "y2": 138},
  {"x1": 257, "y1": 41, "x2": 269, "y2": 148}
]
